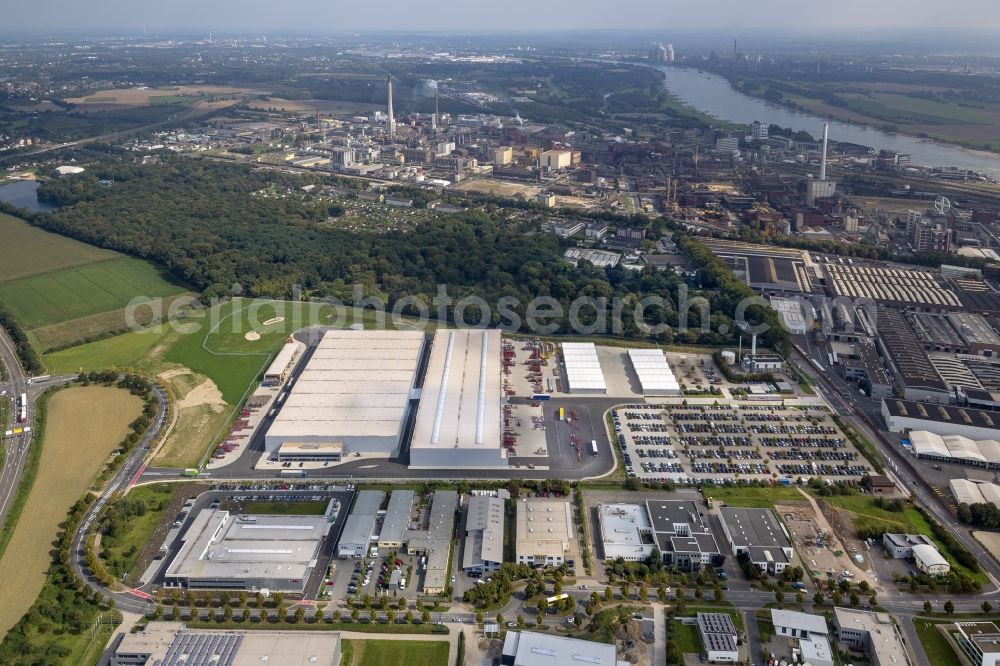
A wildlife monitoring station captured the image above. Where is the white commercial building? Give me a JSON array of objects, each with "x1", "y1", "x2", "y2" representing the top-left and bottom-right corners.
[
  {"x1": 950, "y1": 478, "x2": 1000, "y2": 508},
  {"x1": 410, "y1": 329, "x2": 507, "y2": 469},
  {"x1": 264, "y1": 330, "x2": 425, "y2": 457},
  {"x1": 834, "y1": 608, "x2": 913, "y2": 666},
  {"x1": 907, "y1": 430, "x2": 1000, "y2": 470},
  {"x1": 597, "y1": 503, "x2": 655, "y2": 561},
  {"x1": 771, "y1": 609, "x2": 834, "y2": 666},
  {"x1": 561, "y1": 342, "x2": 607, "y2": 394},
  {"x1": 539, "y1": 149, "x2": 572, "y2": 171},
  {"x1": 164, "y1": 507, "x2": 334, "y2": 591},
  {"x1": 516, "y1": 498, "x2": 574, "y2": 568},
  {"x1": 912, "y1": 544, "x2": 950, "y2": 575},
  {"x1": 502, "y1": 631, "x2": 617, "y2": 666},
  {"x1": 627, "y1": 348, "x2": 681, "y2": 395}
]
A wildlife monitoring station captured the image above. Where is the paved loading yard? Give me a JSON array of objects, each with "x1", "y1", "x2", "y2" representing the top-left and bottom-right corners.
[{"x1": 613, "y1": 401, "x2": 871, "y2": 485}]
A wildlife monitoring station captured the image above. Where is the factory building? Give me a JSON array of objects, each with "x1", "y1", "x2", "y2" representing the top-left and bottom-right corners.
[
  {"x1": 876, "y1": 310, "x2": 951, "y2": 403},
  {"x1": 264, "y1": 330, "x2": 425, "y2": 458},
  {"x1": 718, "y1": 507, "x2": 793, "y2": 575},
  {"x1": 515, "y1": 498, "x2": 574, "y2": 568},
  {"x1": 954, "y1": 622, "x2": 1000, "y2": 666},
  {"x1": 646, "y1": 499, "x2": 724, "y2": 571},
  {"x1": 410, "y1": 329, "x2": 507, "y2": 469},
  {"x1": 337, "y1": 491, "x2": 384, "y2": 558},
  {"x1": 628, "y1": 349, "x2": 681, "y2": 396},
  {"x1": 461, "y1": 495, "x2": 505, "y2": 573},
  {"x1": 561, "y1": 342, "x2": 607, "y2": 394},
  {"x1": 377, "y1": 490, "x2": 415, "y2": 550},
  {"x1": 408, "y1": 490, "x2": 458, "y2": 594},
  {"x1": 950, "y1": 479, "x2": 1000, "y2": 509},
  {"x1": 164, "y1": 506, "x2": 335, "y2": 591},
  {"x1": 111, "y1": 622, "x2": 342, "y2": 666}
]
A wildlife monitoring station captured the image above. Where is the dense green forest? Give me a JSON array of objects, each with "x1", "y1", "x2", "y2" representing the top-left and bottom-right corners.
[{"x1": 5, "y1": 154, "x2": 760, "y2": 345}]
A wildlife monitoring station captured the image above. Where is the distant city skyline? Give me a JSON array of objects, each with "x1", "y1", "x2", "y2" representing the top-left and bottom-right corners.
[{"x1": 5, "y1": 0, "x2": 1000, "y2": 33}]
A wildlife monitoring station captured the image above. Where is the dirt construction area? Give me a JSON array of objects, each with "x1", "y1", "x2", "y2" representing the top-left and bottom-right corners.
[
  {"x1": 0, "y1": 386, "x2": 142, "y2": 636},
  {"x1": 153, "y1": 367, "x2": 228, "y2": 468},
  {"x1": 806, "y1": 499, "x2": 879, "y2": 588}
]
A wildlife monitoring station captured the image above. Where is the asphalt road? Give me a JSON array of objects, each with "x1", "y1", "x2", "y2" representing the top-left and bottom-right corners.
[{"x1": 0, "y1": 328, "x2": 75, "y2": 528}]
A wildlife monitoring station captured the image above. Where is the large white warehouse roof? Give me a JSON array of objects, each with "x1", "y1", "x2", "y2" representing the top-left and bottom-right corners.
[
  {"x1": 410, "y1": 329, "x2": 506, "y2": 468},
  {"x1": 628, "y1": 348, "x2": 680, "y2": 395},
  {"x1": 561, "y1": 342, "x2": 606, "y2": 393},
  {"x1": 265, "y1": 330, "x2": 424, "y2": 452}
]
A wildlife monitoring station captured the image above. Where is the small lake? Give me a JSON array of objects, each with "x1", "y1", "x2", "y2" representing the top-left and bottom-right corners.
[
  {"x1": 0, "y1": 180, "x2": 57, "y2": 212},
  {"x1": 657, "y1": 66, "x2": 1000, "y2": 174}
]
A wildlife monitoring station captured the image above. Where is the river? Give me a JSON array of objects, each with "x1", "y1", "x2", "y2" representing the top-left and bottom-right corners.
[
  {"x1": 0, "y1": 180, "x2": 56, "y2": 212},
  {"x1": 657, "y1": 66, "x2": 1000, "y2": 174}
]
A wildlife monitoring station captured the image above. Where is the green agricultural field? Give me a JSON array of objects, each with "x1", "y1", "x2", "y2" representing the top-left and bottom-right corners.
[
  {"x1": 0, "y1": 213, "x2": 117, "y2": 283},
  {"x1": 0, "y1": 256, "x2": 186, "y2": 329},
  {"x1": 42, "y1": 324, "x2": 175, "y2": 375},
  {"x1": 339, "y1": 639, "x2": 449, "y2": 666}
]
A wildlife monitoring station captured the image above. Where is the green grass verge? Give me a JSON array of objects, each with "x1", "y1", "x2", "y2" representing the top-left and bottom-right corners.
[
  {"x1": 340, "y1": 638, "x2": 450, "y2": 666},
  {"x1": 914, "y1": 619, "x2": 962, "y2": 666},
  {"x1": 0, "y1": 256, "x2": 185, "y2": 329},
  {"x1": 99, "y1": 483, "x2": 179, "y2": 581},
  {"x1": 702, "y1": 485, "x2": 805, "y2": 508},
  {"x1": 672, "y1": 621, "x2": 702, "y2": 654}
]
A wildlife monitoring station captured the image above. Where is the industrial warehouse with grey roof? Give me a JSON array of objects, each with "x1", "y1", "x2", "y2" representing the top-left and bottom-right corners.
[
  {"x1": 408, "y1": 490, "x2": 458, "y2": 594},
  {"x1": 377, "y1": 490, "x2": 415, "y2": 549},
  {"x1": 718, "y1": 507, "x2": 792, "y2": 574},
  {"x1": 164, "y1": 505, "x2": 335, "y2": 592},
  {"x1": 646, "y1": 499, "x2": 724, "y2": 571},
  {"x1": 461, "y1": 494, "x2": 505, "y2": 572},
  {"x1": 337, "y1": 491, "x2": 384, "y2": 558}
]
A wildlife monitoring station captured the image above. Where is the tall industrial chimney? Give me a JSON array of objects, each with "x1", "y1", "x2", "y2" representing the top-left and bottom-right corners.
[
  {"x1": 751, "y1": 333, "x2": 757, "y2": 357},
  {"x1": 819, "y1": 122, "x2": 829, "y2": 181},
  {"x1": 386, "y1": 75, "x2": 396, "y2": 138},
  {"x1": 434, "y1": 91, "x2": 439, "y2": 130}
]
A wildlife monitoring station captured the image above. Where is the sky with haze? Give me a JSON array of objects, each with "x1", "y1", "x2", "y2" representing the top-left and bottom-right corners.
[{"x1": 5, "y1": 0, "x2": 1000, "y2": 33}]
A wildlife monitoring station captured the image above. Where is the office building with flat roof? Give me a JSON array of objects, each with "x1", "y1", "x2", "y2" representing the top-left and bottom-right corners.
[
  {"x1": 955, "y1": 622, "x2": 1000, "y2": 666},
  {"x1": 410, "y1": 329, "x2": 507, "y2": 469},
  {"x1": 337, "y1": 491, "x2": 384, "y2": 558},
  {"x1": 462, "y1": 495, "x2": 505, "y2": 572},
  {"x1": 771, "y1": 609, "x2": 833, "y2": 666},
  {"x1": 264, "y1": 330, "x2": 425, "y2": 457},
  {"x1": 164, "y1": 507, "x2": 334, "y2": 592},
  {"x1": 834, "y1": 608, "x2": 913, "y2": 666},
  {"x1": 111, "y1": 622, "x2": 341, "y2": 666},
  {"x1": 597, "y1": 503, "x2": 655, "y2": 562},
  {"x1": 645, "y1": 499, "x2": 724, "y2": 571},
  {"x1": 515, "y1": 498, "x2": 574, "y2": 568},
  {"x1": 718, "y1": 507, "x2": 792, "y2": 574}
]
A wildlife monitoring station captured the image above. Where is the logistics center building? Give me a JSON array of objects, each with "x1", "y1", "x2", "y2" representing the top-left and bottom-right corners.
[
  {"x1": 409, "y1": 329, "x2": 507, "y2": 469},
  {"x1": 264, "y1": 330, "x2": 425, "y2": 457}
]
